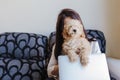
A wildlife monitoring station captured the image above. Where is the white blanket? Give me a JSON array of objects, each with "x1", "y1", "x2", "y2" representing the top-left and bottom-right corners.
[{"x1": 58, "y1": 54, "x2": 110, "y2": 80}]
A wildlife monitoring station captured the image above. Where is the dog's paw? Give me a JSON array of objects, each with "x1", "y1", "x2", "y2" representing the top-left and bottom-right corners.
[
  {"x1": 80, "y1": 58, "x2": 89, "y2": 66},
  {"x1": 69, "y1": 56, "x2": 77, "y2": 62}
]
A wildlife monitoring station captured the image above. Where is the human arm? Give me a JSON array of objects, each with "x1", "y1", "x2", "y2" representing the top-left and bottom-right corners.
[{"x1": 47, "y1": 45, "x2": 59, "y2": 78}]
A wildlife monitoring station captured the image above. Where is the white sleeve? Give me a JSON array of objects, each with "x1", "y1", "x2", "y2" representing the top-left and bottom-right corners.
[
  {"x1": 47, "y1": 44, "x2": 57, "y2": 77},
  {"x1": 90, "y1": 41, "x2": 101, "y2": 54}
]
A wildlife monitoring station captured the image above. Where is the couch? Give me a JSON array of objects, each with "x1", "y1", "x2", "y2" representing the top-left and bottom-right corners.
[
  {"x1": 107, "y1": 57, "x2": 120, "y2": 80},
  {"x1": 0, "y1": 30, "x2": 114, "y2": 80},
  {"x1": 0, "y1": 32, "x2": 48, "y2": 80}
]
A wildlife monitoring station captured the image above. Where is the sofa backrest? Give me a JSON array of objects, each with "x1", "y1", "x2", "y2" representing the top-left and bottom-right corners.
[
  {"x1": 86, "y1": 30, "x2": 106, "y2": 53},
  {"x1": 0, "y1": 32, "x2": 48, "y2": 59},
  {"x1": 48, "y1": 29, "x2": 106, "y2": 53}
]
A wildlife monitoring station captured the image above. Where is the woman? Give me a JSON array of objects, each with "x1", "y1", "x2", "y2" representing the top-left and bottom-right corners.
[{"x1": 47, "y1": 8, "x2": 101, "y2": 80}]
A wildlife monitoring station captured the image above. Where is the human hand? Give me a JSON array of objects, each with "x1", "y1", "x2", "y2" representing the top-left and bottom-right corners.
[{"x1": 51, "y1": 65, "x2": 59, "y2": 76}]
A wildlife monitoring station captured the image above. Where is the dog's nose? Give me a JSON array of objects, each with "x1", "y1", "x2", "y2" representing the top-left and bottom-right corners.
[{"x1": 73, "y1": 29, "x2": 76, "y2": 32}]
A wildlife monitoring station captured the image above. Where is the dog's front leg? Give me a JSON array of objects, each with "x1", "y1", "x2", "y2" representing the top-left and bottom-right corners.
[
  {"x1": 67, "y1": 50, "x2": 78, "y2": 62},
  {"x1": 79, "y1": 48, "x2": 89, "y2": 66},
  {"x1": 62, "y1": 43, "x2": 78, "y2": 62}
]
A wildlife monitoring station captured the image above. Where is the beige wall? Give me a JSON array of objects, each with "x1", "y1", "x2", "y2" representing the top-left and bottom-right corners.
[
  {"x1": 0, "y1": 0, "x2": 120, "y2": 58},
  {"x1": 106, "y1": 0, "x2": 120, "y2": 58}
]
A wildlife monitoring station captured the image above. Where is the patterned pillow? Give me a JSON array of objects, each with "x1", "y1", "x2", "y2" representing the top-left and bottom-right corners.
[
  {"x1": 0, "y1": 58, "x2": 47, "y2": 80},
  {"x1": 48, "y1": 29, "x2": 106, "y2": 53},
  {"x1": 0, "y1": 32, "x2": 48, "y2": 59},
  {"x1": 86, "y1": 30, "x2": 106, "y2": 53}
]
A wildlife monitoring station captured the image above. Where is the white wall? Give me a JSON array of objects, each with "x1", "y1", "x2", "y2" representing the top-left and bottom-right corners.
[
  {"x1": 0, "y1": 0, "x2": 120, "y2": 58},
  {"x1": 0, "y1": 0, "x2": 106, "y2": 35}
]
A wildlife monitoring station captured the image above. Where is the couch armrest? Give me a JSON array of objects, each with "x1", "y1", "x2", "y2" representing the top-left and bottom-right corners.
[{"x1": 107, "y1": 57, "x2": 120, "y2": 80}]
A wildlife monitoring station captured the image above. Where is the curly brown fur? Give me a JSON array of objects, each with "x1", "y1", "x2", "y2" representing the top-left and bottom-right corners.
[{"x1": 62, "y1": 19, "x2": 91, "y2": 66}]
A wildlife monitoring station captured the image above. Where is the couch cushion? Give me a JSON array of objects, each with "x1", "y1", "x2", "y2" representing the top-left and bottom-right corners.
[
  {"x1": 0, "y1": 32, "x2": 48, "y2": 60},
  {"x1": 0, "y1": 32, "x2": 48, "y2": 80},
  {"x1": 86, "y1": 30, "x2": 106, "y2": 53},
  {"x1": 48, "y1": 29, "x2": 106, "y2": 53},
  {"x1": 0, "y1": 58, "x2": 47, "y2": 80}
]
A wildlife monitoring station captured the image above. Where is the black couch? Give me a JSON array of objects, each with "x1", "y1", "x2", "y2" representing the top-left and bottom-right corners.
[{"x1": 0, "y1": 29, "x2": 108, "y2": 80}]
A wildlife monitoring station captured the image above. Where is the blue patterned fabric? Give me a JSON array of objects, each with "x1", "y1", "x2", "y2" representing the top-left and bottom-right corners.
[
  {"x1": 0, "y1": 32, "x2": 48, "y2": 80},
  {"x1": 86, "y1": 30, "x2": 106, "y2": 53}
]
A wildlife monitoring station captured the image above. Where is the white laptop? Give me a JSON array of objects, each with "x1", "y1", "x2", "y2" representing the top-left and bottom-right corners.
[{"x1": 58, "y1": 54, "x2": 110, "y2": 80}]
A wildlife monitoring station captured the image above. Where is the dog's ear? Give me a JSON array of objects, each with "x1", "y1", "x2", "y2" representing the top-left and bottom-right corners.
[{"x1": 62, "y1": 30, "x2": 68, "y2": 39}]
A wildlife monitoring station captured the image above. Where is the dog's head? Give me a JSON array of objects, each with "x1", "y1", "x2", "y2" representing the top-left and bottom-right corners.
[{"x1": 62, "y1": 19, "x2": 85, "y2": 40}]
